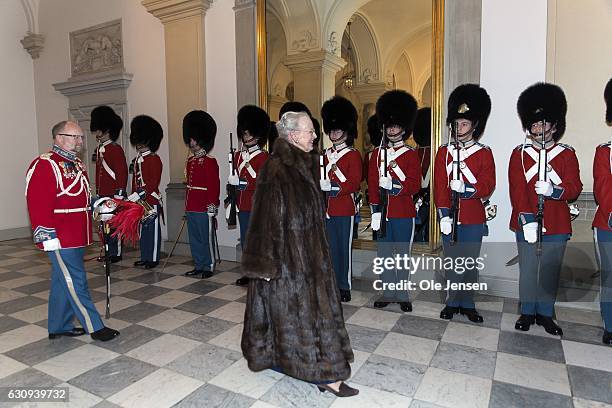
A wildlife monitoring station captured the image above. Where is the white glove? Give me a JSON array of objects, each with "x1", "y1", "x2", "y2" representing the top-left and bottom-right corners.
[
  {"x1": 535, "y1": 180, "x2": 553, "y2": 197},
  {"x1": 99, "y1": 213, "x2": 114, "y2": 221},
  {"x1": 379, "y1": 176, "x2": 392, "y2": 190},
  {"x1": 320, "y1": 179, "x2": 332, "y2": 192},
  {"x1": 42, "y1": 238, "x2": 61, "y2": 251},
  {"x1": 450, "y1": 179, "x2": 465, "y2": 193},
  {"x1": 228, "y1": 174, "x2": 240, "y2": 186},
  {"x1": 207, "y1": 204, "x2": 218, "y2": 217},
  {"x1": 371, "y1": 212, "x2": 382, "y2": 231},
  {"x1": 523, "y1": 222, "x2": 538, "y2": 243},
  {"x1": 127, "y1": 192, "x2": 141, "y2": 202},
  {"x1": 440, "y1": 216, "x2": 453, "y2": 235}
]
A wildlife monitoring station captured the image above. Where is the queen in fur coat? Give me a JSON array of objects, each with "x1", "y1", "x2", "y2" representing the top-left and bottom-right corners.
[{"x1": 240, "y1": 111, "x2": 355, "y2": 388}]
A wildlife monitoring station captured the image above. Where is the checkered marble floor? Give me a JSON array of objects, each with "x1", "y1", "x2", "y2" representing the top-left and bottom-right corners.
[{"x1": 0, "y1": 238, "x2": 611, "y2": 408}]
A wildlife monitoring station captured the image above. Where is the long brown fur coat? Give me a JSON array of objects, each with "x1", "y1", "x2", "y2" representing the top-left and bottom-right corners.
[{"x1": 241, "y1": 137, "x2": 354, "y2": 382}]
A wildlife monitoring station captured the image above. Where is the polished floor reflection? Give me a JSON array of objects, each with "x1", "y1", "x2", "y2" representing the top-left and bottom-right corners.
[{"x1": 0, "y1": 238, "x2": 610, "y2": 407}]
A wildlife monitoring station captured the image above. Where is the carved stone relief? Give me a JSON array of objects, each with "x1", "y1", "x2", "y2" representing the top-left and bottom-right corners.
[
  {"x1": 361, "y1": 68, "x2": 377, "y2": 83},
  {"x1": 70, "y1": 19, "x2": 123, "y2": 77},
  {"x1": 291, "y1": 30, "x2": 317, "y2": 52},
  {"x1": 328, "y1": 32, "x2": 339, "y2": 55}
]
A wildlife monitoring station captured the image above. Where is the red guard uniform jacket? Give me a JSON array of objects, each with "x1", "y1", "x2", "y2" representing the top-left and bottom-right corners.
[
  {"x1": 185, "y1": 151, "x2": 220, "y2": 213},
  {"x1": 25, "y1": 147, "x2": 93, "y2": 249},
  {"x1": 509, "y1": 142, "x2": 582, "y2": 235},
  {"x1": 434, "y1": 142, "x2": 496, "y2": 224},
  {"x1": 95, "y1": 140, "x2": 128, "y2": 197},
  {"x1": 593, "y1": 142, "x2": 612, "y2": 230},
  {"x1": 323, "y1": 144, "x2": 362, "y2": 217},
  {"x1": 368, "y1": 142, "x2": 421, "y2": 218},
  {"x1": 234, "y1": 145, "x2": 268, "y2": 212},
  {"x1": 131, "y1": 150, "x2": 162, "y2": 206}
]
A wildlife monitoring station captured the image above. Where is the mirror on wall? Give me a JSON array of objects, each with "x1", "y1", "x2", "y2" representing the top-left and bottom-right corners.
[{"x1": 259, "y1": 0, "x2": 441, "y2": 252}]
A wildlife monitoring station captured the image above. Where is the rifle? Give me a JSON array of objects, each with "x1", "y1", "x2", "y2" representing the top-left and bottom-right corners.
[
  {"x1": 378, "y1": 124, "x2": 388, "y2": 239},
  {"x1": 536, "y1": 119, "x2": 547, "y2": 256},
  {"x1": 450, "y1": 122, "x2": 460, "y2": 245},
  {"x1": 320, "y1": 130, "x2": 326, "y2": 181},
  {"x1": 100, "y1": 220, "x2": 112, "y2": 319},
  {"x1": 224, "y1": 132, "x2": 238, "y2": 228}
]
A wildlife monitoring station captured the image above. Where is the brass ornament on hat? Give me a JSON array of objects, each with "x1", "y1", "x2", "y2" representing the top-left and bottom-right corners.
[{"x1": 458, "y1": 103, "x2": 470, "y2": 114}]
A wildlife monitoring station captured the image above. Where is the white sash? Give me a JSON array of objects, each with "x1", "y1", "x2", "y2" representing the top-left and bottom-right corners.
[
  {"x1": 445, "y1": 144, "x2": 483, "y2": 185},
  {"x1": 238, "y1": 149, "x2": 261, "y2": 179},
  {"x1": 325, "y1": 148, "x2": 351, "y2": 182},
  {"x1": 522, "y1": 145, "x2": 564, "y2": 185},
  {"x1": 97, "y1": 141, "x2": 116, "y2": 180},
  {"x1": 379, "y1": 146, "x2": 410, "y2": 181}
]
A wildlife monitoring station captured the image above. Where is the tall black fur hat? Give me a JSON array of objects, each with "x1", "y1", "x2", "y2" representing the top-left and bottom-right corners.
[
  {"x1": 367, "y1": 115, "x2": 382, "y2": 147},
  {"x1": 447, "y1": 84, "x2": 491, "y2": 139},
  {"x1": 130, "y1": 115, "x2": 163, "y2": 152},
  {"x1": 413, "y1": 107, "x2": 431, "y2": 147},
  {"x1": 91, "y1": 106, "x2": 122, "y2": 142},
  {"x1": 605, "y1": 78, "x2": 612, "y2": 125},
  {"x1": 237, "y1": 105, "x2": 270, "y2": 147},
  {"x1": 279, "y1": 101, "x2": 311, "y2": 119},
  {"x1": 517, "y1": 82, "x2": 567, "y2": 140},
  {"x1": 182, "y1": 110, "x2": 217, "y2": 152},
  {"x1": 376, "y1": 90, "x2": 418, "y2": 140},
  {"x1": 268, "y1": 121, "x2": 279, "y2": 149},
  {"x1": 321, "y1": 96, "x2": 358, "y2": 145}
]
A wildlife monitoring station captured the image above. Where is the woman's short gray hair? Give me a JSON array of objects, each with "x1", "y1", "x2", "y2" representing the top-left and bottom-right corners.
[{"x1": 276, "y1": 111, "x2": 311, "y2": 139}]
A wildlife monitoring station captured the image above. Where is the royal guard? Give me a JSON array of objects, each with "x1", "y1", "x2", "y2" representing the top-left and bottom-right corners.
[
  {"x1": 231, "y1": 105, "x2": 270, "y2": 286},
  {"x1": 511, "y1": 83, "x2": 582, "y2": 336},
  {"x1": 593, "y1": 78, "x2": 612, "y2": 345},
  {"x1": 182, "y1": 110, "x2": 220, "y2": 278},
  {"x1": 320, "y1": 96, "x2": 362, "y2": 302},
  {"x1": 91, "y1": 106, "x2": 128, "y2": 263},
  {"x1": 364, "y1": 115, "x2": 383, "y2": 241},
  {"x1": 413, "y1": 107, "x2": 432, "y2": 243},
  {"x1": 130, "y1": 115, "x2": 164, "y2": 269},
  {"x1": 368, "y1": 90, "x2": 421, "y2": 312},
  {"x1": 25, "y1": 120, "x2": 119, "y2": 341},
  {"x1": 434, "y1": 84, "x2": 494, "y2": 323}
]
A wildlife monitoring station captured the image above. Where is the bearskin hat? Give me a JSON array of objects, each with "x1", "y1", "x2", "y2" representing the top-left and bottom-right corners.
[
  {"x1": 517, "y1": 82, "x2": 567, "y2": 141},
  {"x1": 279, "y1": 101, "x2": 311, "y2": 119},
  {"x1": 447, "y1": 84, "x2": 491, "y2": 139},
  {"x1": 268, "y1": 121, "x2": 279, "y2": 149},
  {"x1": 413, "y1": 107, "x2": 432, "y2": 147},
  {"x1": 130, "y1": 115, "x2": 163, "y2": 152},
  {"x1": 376, "y1": 90, "x2": 418, "y2": 140},
  {"x1": 605, "y1": 78, "x2": 612, "y2": 125},
  {"x1": 312, "y1": 117, "x2": 322, "y2": 152},
  {"x1": 237, "y1": 105, "x2": 270, "y2": 147},
  {"x1": 367, "y1": 115, "x2": 382, "y2": 147},
  {"x1": 182, "y1": 110, "x2": 217, "y2": 152},
  {"x1": 91, "y1": 106, "x2": 123, "y2": 142},
  {"x1": 321, "y1": 96, "x2": 358, "y2": 145}
]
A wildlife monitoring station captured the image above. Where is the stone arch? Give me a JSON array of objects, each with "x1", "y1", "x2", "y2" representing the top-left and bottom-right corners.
[
  {"x1": 324, "y1": 0, "x2": 372, "y2": 56},
  {"x1": 19, "y1": 0, "x2": 39, "y2": 34},
  {"x1": 267, "y1": 0, "x2": 320, "y2": 54},
  {"x1": 350, "y1": 12, "x2": 382, "y2": 84}
]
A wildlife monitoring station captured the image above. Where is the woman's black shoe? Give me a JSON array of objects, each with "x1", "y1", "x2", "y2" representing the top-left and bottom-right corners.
[
  {"x1": 535, "y1": 315, "x2": 563, "y2": 336},
  {"x1": 515, "y1": 314, "x2": 535, "y2": 331},
  {"x1": 49, "y1": 328, "x2": 86, "y2": 339},
  {"x1": 317, "y1": 382, "x2": 359, "y2": 397},
  {"x1": 460, "y1": 307, "x2": 484, "y2": 323},
  {"x1": 340, "y1": 290, "x2": 351, "y2": 302},
  {"x1": 235, "y1": 277, "x2": 250, "y2": 286},
  {"x1": 185, "y1": 269, "x2": 202, "y2": 277},
  {"x1": 399, "y1": 302, "x2": 412, "y2": 312},
  {"x1": 134, "y1": 260, "x2": 146, "y2": 267},
  {"x1": 603, "y1": 330, "x2": 612, "y2": 345},
  {"x1": 440, "y1": 306, "x2": 458, "y2": 320},
  {"x1": 373, "y1": 300, "x2": 390, "y2": 309}
]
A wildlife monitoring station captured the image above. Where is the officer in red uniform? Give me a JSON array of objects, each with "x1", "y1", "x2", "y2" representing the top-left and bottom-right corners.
[
  {"x1": 25, "y1": 121, "x2": 119, "y2": 342},
  {"x1": 182, "y1": 110, "x2": 220, "y2": 278},
  {"x1": 320, "y1": 96, "x2": 362, "y2": 302},
  {"x1": 368, "y1": 90, "x2": 421, "y2": 312},
  {"x1": 91, "y1": 106, "x2": 127, "y2": 263},
  {"x1": 413, "y1": 107, "x2": 432, "y2": 243},
  {"x1": 593, "y1": 78, "x2": 612, "y2": 345},
  {"x1": 130, "y1": 115, "x2": 164, "y2": 269},
  {"x1": 435, "y1": 84, "x2": 494, "y2": 323},
  {"x1": 231, "y1": 105, "x2": 270, "y2": 286},
  {"x1": 511, "y1": 83, "x2": 582, "y2": 336}
]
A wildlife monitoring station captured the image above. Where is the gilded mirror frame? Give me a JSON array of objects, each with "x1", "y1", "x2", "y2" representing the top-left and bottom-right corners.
[{"x1": 257, "y1": 0, "x2": 445, "y2": 254}]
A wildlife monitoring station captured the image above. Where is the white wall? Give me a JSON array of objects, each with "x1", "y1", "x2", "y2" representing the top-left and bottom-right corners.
[
  {"x1": 479, "y1": 0, "x2": 548, "y2": 288},
  {"x1": 0, "y1": 0, "x2": 39, "y2": 235},
  {"x1": 205, "y1": 0, "x2": 240, "y2": 249},
  {"x1": 547, "y1": 0, "x2": 612, "y2": 191},
  {"x1": 33, "y1": 0, "x2": 169, "y2": 239}
]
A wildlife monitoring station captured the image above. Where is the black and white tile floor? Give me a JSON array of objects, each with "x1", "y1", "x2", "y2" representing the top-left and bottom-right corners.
[{"x1": 0, "y1": 238, "x2": 610, "y2": 408}]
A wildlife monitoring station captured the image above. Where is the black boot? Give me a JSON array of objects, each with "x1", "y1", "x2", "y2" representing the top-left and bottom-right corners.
[
  {"x1": 110, "y1": 256, "x2": 122, "y2": 264},
  {"x1": 91, "y1": 327, "x2": 120, "y2": 342},
  {"x1": 460, "y1": 307, "x2": 484, "y2": 323},
  {"x1": 440, "y1": 306, "x2": 458, "y2": 320},
  {"x1": 515, "y1": 314, "x2": 535, "y2": 331},
  {"x1": 200, "y1": 270, "x2": 213, "y2": 279},
  {"x1": 399, "y1": 302, "x2": 412, "y2": 312},
  {"x1": 340, "y1": 290, "x2": 351, "y2": 302},
  {"x1": 49, "y1": 328, "x2": 86, "y2": 339},
  {"x1": 235, "y1": 277, "x2": 250, "y2": 286},
  {"x1": 536, "y1": 315, "x2": 563, "y2": 336},
  {"x1": 144, "y1": 261, "x2": 159, "y2": 269},
  {"x1": 603, "y1": 330, "x2": 612, "y2": 346},
  {"x1": 134, "y1": 260, "x2": 146, "y2": 267},
  {"x1": 184, "y1": 269, "x2": 202, "y2": 277},
  {"x1": 373, "y1": 300, "x2": 390, "y2": 309}
]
